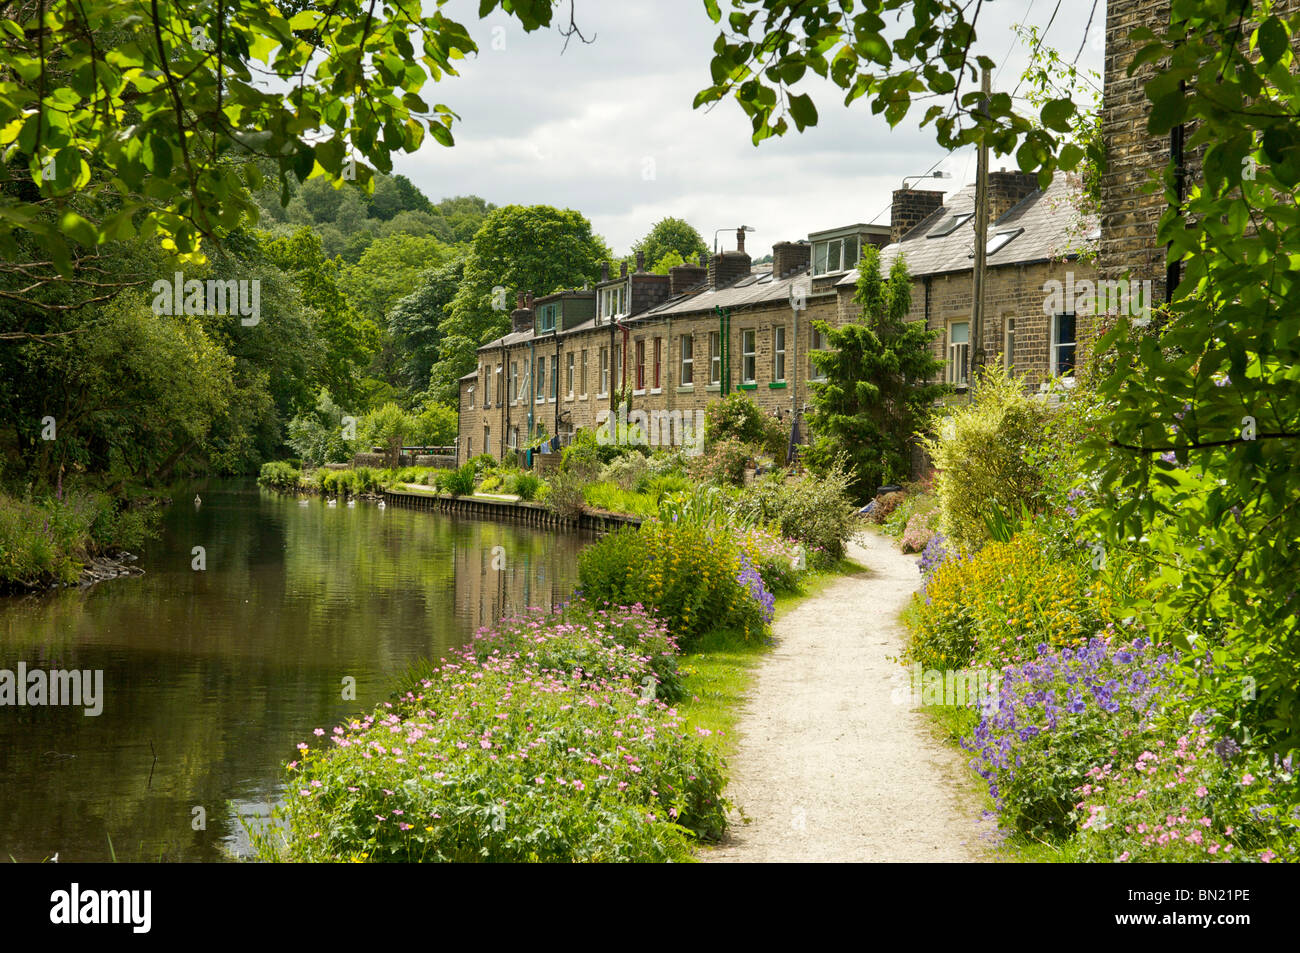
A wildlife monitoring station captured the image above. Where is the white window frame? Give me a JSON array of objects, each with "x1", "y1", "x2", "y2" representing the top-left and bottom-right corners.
[
  {"x1": 580, "y1": 348, "x2": 588, "y2": 397},
  {"x1": 741, "y1": 329, "x2": 757, "y2": 384},
  {"x1": 1003, "y1": 316, "x2": 1016, "y2": 371},
  {"x1": 680, "y1": 334, "x2": 693, "y2": 385},
  {"x1": 811, "y1": 235, "x2": 861, "y2": 276},
  {"x1": 566, "y1": 352, "x2": 575, "y2": 398},
  {"x1": 535, "y1": 355, "x2": 546, "y2": 403},
  {"x1": 709, "y1": 331, "x2": 721, "y2": 384},
  {"x1": 598, "y1": 283, "x2": 628, "y2": 323},
  {"x1": 598, "y1": 347, "x2": 609, "y2": 396},
  {"x1": 774, "y1": 324, "x2": 786, "y2": 381},
  {"x1": 947, "y1": 321, "x2": 970, "y2": 387}
]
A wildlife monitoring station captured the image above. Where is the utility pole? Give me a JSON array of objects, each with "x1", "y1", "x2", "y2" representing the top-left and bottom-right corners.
[{"x1": 970, "y1": 67, "x2": 991, "y2": 383}]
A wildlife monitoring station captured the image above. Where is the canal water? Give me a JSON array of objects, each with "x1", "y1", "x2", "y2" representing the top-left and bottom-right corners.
[{"x1": 0, "y1": 480, "x2": 585, "y2": 861}]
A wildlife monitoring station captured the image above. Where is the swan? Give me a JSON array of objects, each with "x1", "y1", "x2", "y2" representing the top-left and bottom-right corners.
[
  {"x1": 377, "y1": 500, "x2": 386, "y2": 510},
  {"x1": 298, "y1": 498, "x2": 309, "y2": 506},
  {"x1": 194, "y1": 495, "x2": 201, "y2": 506},
  {"x1": 327, "y1": 498, "x2": 337, "y2": 507},
  {"x1": 346, "y1": 499, "x2": 356, "y2": 507}
]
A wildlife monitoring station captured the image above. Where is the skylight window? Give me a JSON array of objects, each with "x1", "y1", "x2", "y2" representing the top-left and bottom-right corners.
[
  {"x1": 969, "y1": 228, "x2": 1024, "y2": 257},
  {"x1": 926, "y1": 211, "x2": 973, "y2": 238}
]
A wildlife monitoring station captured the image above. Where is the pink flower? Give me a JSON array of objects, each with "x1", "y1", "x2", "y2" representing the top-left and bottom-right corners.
[{"x1": 1241, "y1": 773, "x2": 1255, "y2": 786}]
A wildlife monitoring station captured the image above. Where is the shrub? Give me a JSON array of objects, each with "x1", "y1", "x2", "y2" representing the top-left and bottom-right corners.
[
  {"x1": 767, "y1": 464, "x2": 856, "y2": 566},
  {"x1": 442, "y1": 462, "x2": 476, "y2": 497},
  {"x1": 1071, "y1": 726, "x2": 1300, "y2": 863},
  {"x1": 965, "y1": 638, "x2": 1178, "y2": 839},
  {"x1": 905, "y1": 523, "x2": 1137, "y2": 671},
  {"x1": 254, "y1": 600, "x2": 727, "y2": 862},
  {"x1": 543, "y1": 468, "x2": 587, "y2": 519},
  {"x1": 599, "y1": 453, "x2": 650, "y2": 492},
  {"x1": 258, "y1": 460, "x2": 303, "y2": 491},
  {"x1": 688, "y1": 437, "x2": 750, "y2": 487},
  {"x1": 467, "y1": 453, "x2": 497, "y2": 477},
  {"x1": 737, "y1": 525, "x2": 807, "y2": 594},
  {"x1": 921, "y1": 362, "x2": 1054, "y2": 553},
  {"x1": 704, "y1": 392, "x2": 787, "y2": 458},
  {"x1": 899, "y1": 511, "x2": 937, "y2": 554},
  {"x1": 578, "y1": 520, "x2": 770, "y2": 647},
  {"x1": 507, "y1": 472, "x2": 541, "y2": 501}
]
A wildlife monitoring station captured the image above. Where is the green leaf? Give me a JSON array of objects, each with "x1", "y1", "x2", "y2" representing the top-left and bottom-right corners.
[
  {"x1": 1258, "y1": 16, "x2": 1288, "y2": 65},
  {"x1": 788, "y1": 93, "x2": 818, "y2": 131},
  {"x1": 59, "y1": 210, "x2": 97, "y2": 247}
]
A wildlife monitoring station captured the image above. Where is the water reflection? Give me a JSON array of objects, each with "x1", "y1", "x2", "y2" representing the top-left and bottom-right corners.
[{"x1": 0, "y1": 480, "x2": 585, "y2": 861}]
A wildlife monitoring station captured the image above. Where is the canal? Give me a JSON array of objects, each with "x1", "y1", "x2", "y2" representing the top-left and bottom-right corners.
[{"x1": 0, "y1": 480, "x2": 585, "y2": 861}]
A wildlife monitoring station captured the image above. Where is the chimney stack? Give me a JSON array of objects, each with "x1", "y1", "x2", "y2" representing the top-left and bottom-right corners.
[
  {"x1": 668, "y1": 261, "x2": 708, "y2": 295},
  {"x1": 601, "y1": 261, "x2": 610, "y2": 282},
  {"x1": 709, "y1": 248, "x2": 752, "y2": 290},
  {"x1": 698, "y1": 252, "x2": 707, "y2": 267},
  {"x1": 635, "y1": 250, "x2": 645, "y2": 273},
  {"x1": 619, "y1": 261, "x2": 628, "y2": 278},
  {"x1": 890, "y1": 189, "x2": 945, "y2": 243},
  {"x1": 511, "y1": 291, "x2": 534, "y2": 333},
  {"x1": 736, "y1": 228, "x2": 747, "y2": 254},
  {"x1": 987, "y1": 169, "x2": 1040, "y2": 222},
  {"x1": 771, "y1": 240, "x2": 811, "y2": 278}
]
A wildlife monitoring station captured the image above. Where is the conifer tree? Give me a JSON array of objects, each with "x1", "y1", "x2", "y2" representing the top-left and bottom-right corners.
[{"x1": 806, "y1": 246, "x2": 947, "y2": 500}]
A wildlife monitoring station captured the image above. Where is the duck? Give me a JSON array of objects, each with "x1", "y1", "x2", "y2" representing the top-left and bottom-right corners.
[
  {"x1": 377, "y1": 500, "x2": 387, "y2": 510},
  {"x1": 327, "y1": 498, "x2": 337, "y2": 507},
  {"x1": 194, "y1": 494, "x2": 201, "y2": 506},
  {"x1": 346, "y1": 499, "x2": 356, "y2": 508},
  {"x1": 298, "y1": 498, "x2": 309, "y2": 506}
]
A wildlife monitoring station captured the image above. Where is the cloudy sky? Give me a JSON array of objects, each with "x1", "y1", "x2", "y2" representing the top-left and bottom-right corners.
[{"x1": 393, "y1": 0, "x2": 1105, "y2": 259}]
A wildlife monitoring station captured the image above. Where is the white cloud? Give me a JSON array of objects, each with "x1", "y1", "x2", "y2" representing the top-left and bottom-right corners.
[{"x1": 397, "y1": 0, "x2": 1105, "y2": 258}]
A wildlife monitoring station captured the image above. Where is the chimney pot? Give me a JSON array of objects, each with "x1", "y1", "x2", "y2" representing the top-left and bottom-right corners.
[
  {"x1": 601, "y1": 261, "x2": 610, "y2": 281},
  {"x1": 736, "y1": 228, "x2": 746, "y2": 254},
  {"x1": 619, "y1": 261, "x2": 628, "y2": 277},
  {"x1": 635, "y1": 251, "x2": 645, "y2": 272}
]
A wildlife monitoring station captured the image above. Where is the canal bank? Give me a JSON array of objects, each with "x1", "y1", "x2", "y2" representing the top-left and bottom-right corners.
[{"x1": 0, "y1": 479, "x2": 585, "y2": 862}]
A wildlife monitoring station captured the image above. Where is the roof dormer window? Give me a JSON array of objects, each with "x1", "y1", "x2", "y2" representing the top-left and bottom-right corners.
[{"x1": 927, "y1": 211, "x2": 973, "y2": 238}]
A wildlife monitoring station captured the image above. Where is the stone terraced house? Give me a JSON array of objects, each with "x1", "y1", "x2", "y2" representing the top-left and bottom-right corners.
[{"x1": 457, "y1": 170, "x2": 1098, "y2": 465}]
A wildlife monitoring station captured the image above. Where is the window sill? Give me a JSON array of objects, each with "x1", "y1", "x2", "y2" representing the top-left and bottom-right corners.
[
  {"x1": 578, "y1": 394, "x2": 588, "y2": 401},
  {"x1": 738, "y1": 382, "x2": 757, "y2": 390},
  {"x1": 633, "y1": 389, "x2": 646, "y2": 396},
  {"x1": 769, "y1": 381, "x2": 787, "y2": 389},
  {"x1": 677, "y1": 384, "x2": 694, "y2": 393},
  {"x1": 706, "y1": 384, "x2": 721, "y2": 392},
  {"x1": 650, "y1": 388, "x2": 662, "y2": 395}
]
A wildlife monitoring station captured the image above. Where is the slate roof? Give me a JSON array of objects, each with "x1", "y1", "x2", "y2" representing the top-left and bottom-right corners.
[
  {"x1": 473, "y1": 175, "x2": 1096, "y2": 354},
  {"x1": 837, "y1": 174, "x2": 1097, "y2": 286},
  {"x1": 636, "y1": 270, "x2": 802, "y2": 320}
]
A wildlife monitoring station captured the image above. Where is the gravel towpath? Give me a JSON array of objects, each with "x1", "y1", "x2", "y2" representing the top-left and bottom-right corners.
[{"x1": 701, "y1": 529, "x2": 991, "y2": 863}]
